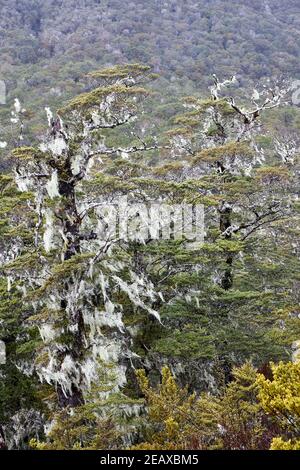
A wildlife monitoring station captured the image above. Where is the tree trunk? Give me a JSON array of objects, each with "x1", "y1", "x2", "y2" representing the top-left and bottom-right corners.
[
  {"x1": 57, "y1": 383, "x2": 84, "y2": 408},
  {"x1": 219, "y1": 203, "x2": 233, "y2": 291},
  {"x1": 0, "y1": 425, "x2": 7, "y2": 450},
  {"x1": 55, "y1": 158, "x2": 85, "y2": 407}
]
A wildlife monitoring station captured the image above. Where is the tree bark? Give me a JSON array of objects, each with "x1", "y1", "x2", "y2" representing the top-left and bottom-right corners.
[
  {"x1": 0, "y1": 425, "x2": 7, "y2": 450},
  {"x1": 56, "y1": 157, "x2": 85, "y2": 407},
  {"x1": 219, "y1": 203, "x2": 233, "y2": 291}
]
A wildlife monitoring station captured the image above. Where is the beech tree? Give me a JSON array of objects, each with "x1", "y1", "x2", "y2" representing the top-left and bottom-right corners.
[
  {"x1": 3, "y1": 64, "x2": 165, "y2": 410},
  {"x1": 135, "y1": 75, "x2": 300, "y2": 382}
]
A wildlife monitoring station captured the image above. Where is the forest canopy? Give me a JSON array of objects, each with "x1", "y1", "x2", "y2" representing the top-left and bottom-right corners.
[{"x1": 0, "y1": 0, "x2": 300, "y2": 453}]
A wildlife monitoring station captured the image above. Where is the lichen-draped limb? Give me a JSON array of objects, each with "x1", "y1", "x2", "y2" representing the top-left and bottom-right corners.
[{"x1": 6, "y1": 65, "x2": 164, "y2": 409}]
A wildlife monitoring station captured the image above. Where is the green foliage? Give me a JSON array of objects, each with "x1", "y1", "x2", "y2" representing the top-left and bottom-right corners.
[
  {"x1": 132, "y1": 366, "x2": 221, "y2": 450},
  {"x1": 270, "y1": 438, "x2": 300, "y2": 450},
  {"x1": 87, "y1": 63, "x2": 152, "y2": 80},
  {"x1": 29, "y1": 366, "x2": 143, "y2": 450},
  {"x1": 256, "y1": 361, "x2": 300, "y2": 449},
  {"x1": 0, "y1": 278, "x2": 43, "y2": 426},
  {"x1": 30, "y1": 406, "x2": 121, "y2": 450},
  {"x1": 12, "y1": 147, "x2": 46, "y2": 161},
  {"x1": 193, "y1": 141, "x2": 253, "y2": 164},
  {"x1": 131, "y1": 362, "x2": 300, "y2": 450},
  {"x1": 218, "y1": 362, "x2": 268, "y2": 449},
  {"x1": 60, "y1": 84, "x2": 148, "y2": 114},
  {"x1": 152, "y1": 327, "x2": 216, "y2": 360}
]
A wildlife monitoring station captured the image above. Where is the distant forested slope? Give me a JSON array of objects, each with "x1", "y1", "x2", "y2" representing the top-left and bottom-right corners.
[
  {"x1": 1, "y1": 0, "x2": 300, "y2": 82},
  {"x1": 0, "y1": 0, "x2": 300, "y2": 149}
]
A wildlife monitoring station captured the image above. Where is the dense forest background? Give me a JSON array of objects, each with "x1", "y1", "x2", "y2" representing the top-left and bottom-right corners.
[
  {"x1": 1, "y1": 0, "x2": 300, "y2": 158},
  {"x1": 0, "y1": 0, "x2": 300, "y2": 451}
]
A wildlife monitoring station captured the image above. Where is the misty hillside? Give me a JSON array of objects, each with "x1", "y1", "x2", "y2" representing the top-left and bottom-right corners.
[
  {"x1": 1, "y1": 0, "x2": 300, "y2": 109},
  {"x1": 1, "y1": 0, "x2": 299, "y2": 162}
]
